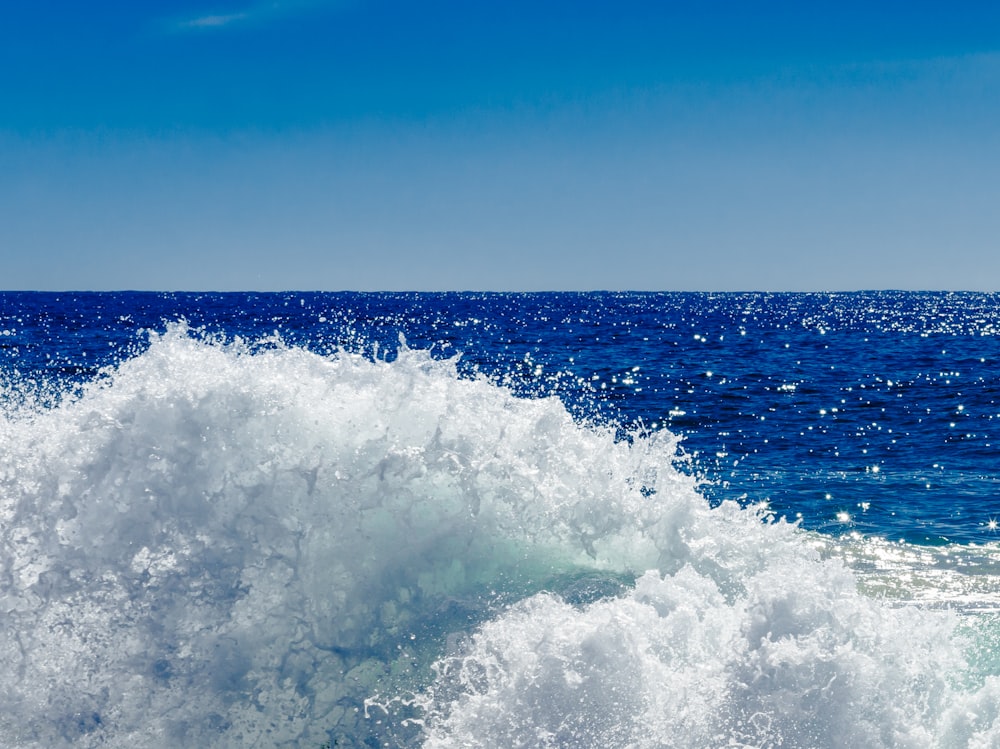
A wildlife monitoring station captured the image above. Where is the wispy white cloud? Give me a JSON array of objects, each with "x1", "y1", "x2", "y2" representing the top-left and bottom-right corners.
[
  {"x1": 178, "y1": 12, "x2": 250, "y2": 30},
  {"x1": 170, "y1": 0, "x2": 344, "y2": 33}
]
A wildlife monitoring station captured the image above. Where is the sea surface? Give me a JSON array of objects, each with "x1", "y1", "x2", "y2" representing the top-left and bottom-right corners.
[{"x1": 3, "y1": 291, "x2": 1000, "y2": 747}]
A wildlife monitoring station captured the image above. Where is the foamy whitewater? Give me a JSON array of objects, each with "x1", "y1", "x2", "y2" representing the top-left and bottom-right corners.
[{"x1": 3, "y1": 323, "x2": 1000, "y2": 747}]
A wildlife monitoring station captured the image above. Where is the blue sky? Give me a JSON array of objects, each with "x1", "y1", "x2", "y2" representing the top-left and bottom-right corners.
[{"x1": 2, "y1": 1, "x2": 999, "y2": 291}]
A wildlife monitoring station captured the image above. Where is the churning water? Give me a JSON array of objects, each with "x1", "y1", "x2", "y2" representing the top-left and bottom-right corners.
[{"x1": 3, "y1": 292, "x2": 1000, "y2": 747}]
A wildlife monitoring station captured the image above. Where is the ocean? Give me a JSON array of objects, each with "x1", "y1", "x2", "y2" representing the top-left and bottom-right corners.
[{"x1": 3, "y1": 290, "x2": 1000, "y2": 747}]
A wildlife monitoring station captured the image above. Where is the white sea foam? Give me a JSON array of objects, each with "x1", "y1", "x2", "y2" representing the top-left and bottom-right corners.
[{"x1": 1, "y1": 325, "x2": 999, "y2": 747}]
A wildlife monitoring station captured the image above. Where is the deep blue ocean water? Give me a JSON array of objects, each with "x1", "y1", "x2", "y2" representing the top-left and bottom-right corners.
[{"x1": 4, "y1": 291, "x2": 1000, "y2": 747}]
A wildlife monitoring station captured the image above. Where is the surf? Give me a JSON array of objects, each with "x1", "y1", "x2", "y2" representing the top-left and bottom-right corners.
[{"x1": 0, "y1": 324, "x2": 998, "y2": 747}]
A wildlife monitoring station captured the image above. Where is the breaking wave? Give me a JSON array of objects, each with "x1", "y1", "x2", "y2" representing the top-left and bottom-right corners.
[{"x1": 0, "y1": 325, "x2": 998, "y2": 747}]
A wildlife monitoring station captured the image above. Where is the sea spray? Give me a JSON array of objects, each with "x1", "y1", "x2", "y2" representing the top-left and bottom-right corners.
[
  {"x1": 412, "y1": 508, "x2": 978, "y2": 748},
  {"x1": 0, "y1": 325, "x2": 686, "y2": 747},
  {"x1": 1, "y1": 325, "x2": 1000, "y2": 747}
]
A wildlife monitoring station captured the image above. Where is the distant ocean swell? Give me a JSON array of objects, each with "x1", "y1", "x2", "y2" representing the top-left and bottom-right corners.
[{"x1": 1, "y1": 325, "x2": 1000, "y2": 747}]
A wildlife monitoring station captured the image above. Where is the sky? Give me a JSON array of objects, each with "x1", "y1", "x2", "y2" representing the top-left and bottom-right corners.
[{"x1": 2, "y1": 0, "x2": 999, "y2": 291}]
